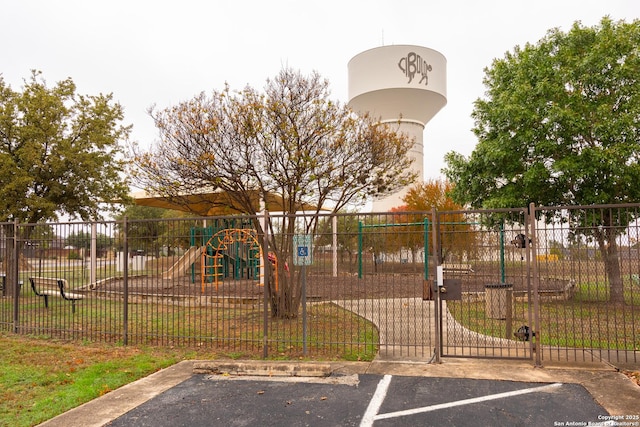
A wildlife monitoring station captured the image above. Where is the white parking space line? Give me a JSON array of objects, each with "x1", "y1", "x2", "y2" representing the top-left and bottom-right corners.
[
  {"x1": 360, "y1": 374, "x2": 393, "y2": 427},
  {"x1": 374, "y1": 382, "x2": 563, "y2": 422}
]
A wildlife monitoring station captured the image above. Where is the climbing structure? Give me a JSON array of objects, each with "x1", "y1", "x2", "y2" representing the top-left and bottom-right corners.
[{"x1": 200, "y1": 227, "x2": 262, "y2": 291}]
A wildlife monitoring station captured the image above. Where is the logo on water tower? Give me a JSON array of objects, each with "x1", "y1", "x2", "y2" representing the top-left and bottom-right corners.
[{"x1": 398, "y1": 51, "x2": 433, "y2": 85}]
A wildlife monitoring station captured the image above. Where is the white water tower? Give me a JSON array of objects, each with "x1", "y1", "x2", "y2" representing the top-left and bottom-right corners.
[{"x1": 348, "y1": 45, "x2": 447, "y2": 211}]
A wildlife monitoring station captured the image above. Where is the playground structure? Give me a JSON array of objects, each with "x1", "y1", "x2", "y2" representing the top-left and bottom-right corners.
[
  {"x1": 160, "y1": 218, "x2": 283, "y2": 293},
  {"x1": 189, "y1": 219, "x2": 261, "y2": 291},
  {"x1": 161, "y1": 246, "x2": 201, "y2": 280},
  {"x1": 198, "y1": 227, "x2": 263, "y2": 292}
]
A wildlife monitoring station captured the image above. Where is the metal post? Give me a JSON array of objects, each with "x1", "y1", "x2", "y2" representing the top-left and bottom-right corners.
[
  {"x1": 262, "y1": 211, "x2": 270, "y2": 359},
  {"x1": 424, "y1": 218, "x2": 429, "y2": 280},
  {"x1": 505, "y1": 288, "x2": 513, "y2": 339},
  {"x1": 302, "y1": 263, "x2": 307, "y2": 355},
  {"x1": 190, "y1": 226, "x2": 197, "y2": 284},
  {"x1": 122, "y1": 217, "x2": 129, "y2": 346},
  {"x1": 90, "y1": 222, "x2": 97, "y2": 286},
  {"x1": 357, "y1": 221, "x2": 363, "y2": 279},
  {"x1": 528, "y1": 203, "x2": 542, "y2": 366},
  {"x1": 332, "y1": 215, "x2": 337, "y2": 278},
  {"x1": 500, "y1": 222, "x2": 506, "y2": 283},
  {"x1": 258, "y1": 216, "x2": 266, "y2": 287},
  {"x1": 431, "y1": 208, "x2": 442, "y2": 363},
  {"x1": 12, "y1": 220, "x2": 19, "y2": 334}
]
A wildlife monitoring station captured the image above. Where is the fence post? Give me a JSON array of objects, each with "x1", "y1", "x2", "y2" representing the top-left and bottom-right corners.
[
  {"x1": 528, "y1": 203, "x2": 542, "y2": 366},
  {"x1": 505, "y1": 288, "x2": 513, "y2": 339},
  {"x1": 499, "y1": 222, "x2": 506, "y2": 283},
  {"x1": 432, "y1": 208, "x2": 442, "y2": 363},
  {"x1": 12, "y1": 220, "x2": 19, "y2": 334},
  {"x1": 262, "y1": 211, "x2": 269, "y2": 359},
  {"x1": 122, "y1": 216, "x2": 129, "y2": 346},
  {"x1": 90, "y1": 222, "x2": 97, "y2": 286},
  {"x1": 423, "y1": 217, "x2": 429, "y2": 280},
  {"x1": 332, "y1": 215, "x2": 338, "y2": 278},
  {"x1": 357, "y1": 221, "x2": 363, "y2": 279}
]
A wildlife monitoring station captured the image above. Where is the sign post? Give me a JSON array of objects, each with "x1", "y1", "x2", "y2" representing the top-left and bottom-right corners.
[{"x1": 293, "y1": 234, "x2": 312, "y2": 354}]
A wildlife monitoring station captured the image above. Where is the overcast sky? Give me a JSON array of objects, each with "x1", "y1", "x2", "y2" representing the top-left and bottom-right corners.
[{"x1": 2, "y1": 0, "x2": 637, "y2": 182}]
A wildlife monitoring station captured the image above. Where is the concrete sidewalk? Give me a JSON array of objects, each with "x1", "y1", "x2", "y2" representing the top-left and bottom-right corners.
[
  {"x1": 336, "y1": 298, "x2": 533, "y2": 359},
  {"x1": 38, "y1": 357, "x2": 640, "y2": 427}
]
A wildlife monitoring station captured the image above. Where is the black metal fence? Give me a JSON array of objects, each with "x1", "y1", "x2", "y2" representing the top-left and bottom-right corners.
[{"x1": 0, "y1": 205, "x2": 638, "y2": 365}]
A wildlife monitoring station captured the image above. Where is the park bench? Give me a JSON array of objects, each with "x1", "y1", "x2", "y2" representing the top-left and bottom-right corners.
[
  {"x1": 29, "y1": 277, "x2": 84, "y2": 313},
  {"x1": 442, "y1": 263, "x2": 474, "y2": 274},
  {"x1": 1, "y1": 274, "x2": 24, "y2": 296}
]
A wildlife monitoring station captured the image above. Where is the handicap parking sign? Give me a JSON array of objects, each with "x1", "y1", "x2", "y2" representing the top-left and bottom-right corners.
[{"x1": 293, "y1": 234, "x2": 312, "y2": 266}]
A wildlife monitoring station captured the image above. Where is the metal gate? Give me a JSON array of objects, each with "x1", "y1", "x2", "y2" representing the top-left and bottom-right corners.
[
  {"x1": 335, "y1": 209, "x2": 537, "y2": 362},
  {"x1": 432, "y1": 208, "x2": 537, "y2": 361}
]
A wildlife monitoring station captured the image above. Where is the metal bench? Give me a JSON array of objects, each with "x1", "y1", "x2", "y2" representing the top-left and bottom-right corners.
[
  {"x1": 442, "y1": 263, "x2": 475, "y2": 274},
  {"x1": 29, "y1": 277, "x2": 84, "y2": 313},
  {"x1": 1, "y1": 274, "x2": 24, "y2": 296}
]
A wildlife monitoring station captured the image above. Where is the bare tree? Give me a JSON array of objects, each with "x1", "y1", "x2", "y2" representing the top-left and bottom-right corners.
[{"x1": 133, "y1": 68, "x2": 416, "y2": 318}]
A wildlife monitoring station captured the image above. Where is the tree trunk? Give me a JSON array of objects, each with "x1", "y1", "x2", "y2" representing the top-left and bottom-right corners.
[
  {"x1": 411, "y1": 248, "x2": 420, "y2": 273},
  {"x1": 3, "y1": 224, "x2": 18, "y2": 298},
  {"x1": 268, "y1": 263, "x2": 302, "y2": 319},
  {"x1": 597, "y1": 228, "x2": 625, "y2": 304}
]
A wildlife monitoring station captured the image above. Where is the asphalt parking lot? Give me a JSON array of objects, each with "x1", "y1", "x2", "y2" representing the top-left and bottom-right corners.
[
  {"x1": 39, "y1": 359, "x2": 640, "y2": 427},
  {"x1": 103, "y1": 373, "x2": 611, "y2": 427}
]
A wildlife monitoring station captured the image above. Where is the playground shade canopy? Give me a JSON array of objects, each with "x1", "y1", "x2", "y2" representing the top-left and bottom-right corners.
[{"x1": 130, "y1": 190, "x2": 323, "y2": 215}]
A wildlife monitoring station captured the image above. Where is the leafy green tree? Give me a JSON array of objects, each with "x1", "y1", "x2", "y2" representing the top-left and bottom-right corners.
[
  {"x1": 156, "y1": 210, "x2": 201, "y2": 256},
  {"x1": 28, "y1": 224, "x2": 56, "y2": 250},
  {"x1": 0, "y1": 71, "x2": 131, "y2": 294},
  {"x1": 0, "y1": 71, "x2": 131, "y2": 223},
  {"x1": 66, "y1": 230, "x2": 113, "y2": 254},
  {"x1": 133, "y1": 68, "x2": 416, "y2": 318},
  {"x1": 548, "y1": 240, "x2": 565, "y2": 261},
  {"x1": 444, "y1": 17, "x2": 640, "y2": 303},
  {"x1": 117, "y1": 205, "x2": 201, "y2": 257},
  {"x1": 115, "y1": 205, "x2": 173, "y2": 257}
]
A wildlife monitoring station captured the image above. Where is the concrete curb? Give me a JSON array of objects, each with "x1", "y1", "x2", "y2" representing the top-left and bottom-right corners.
[
  {"x1": 193, "y1": 360, "x2": 333, "y2": 377},
  {"x1": 38, "y1": 360, "x2": 195, "y2": 427}
]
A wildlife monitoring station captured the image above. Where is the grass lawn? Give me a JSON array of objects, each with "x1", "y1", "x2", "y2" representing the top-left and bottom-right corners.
[
  {"x1": 0, "y1": 334, "x2": 212, "y2": 427},
  {"x1": 2, "y1": 332, "x2": 368, "y2": 427},
  {"x1": 0, "y1": 301, "x2": 379, "y2": 427}
]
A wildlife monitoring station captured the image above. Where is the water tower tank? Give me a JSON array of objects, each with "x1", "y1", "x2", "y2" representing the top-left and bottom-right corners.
[{"x1": 348, "y1": 45, "x2": 447, "y2": 211}]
